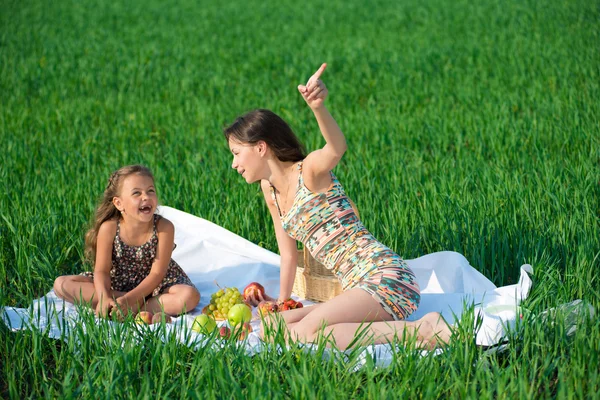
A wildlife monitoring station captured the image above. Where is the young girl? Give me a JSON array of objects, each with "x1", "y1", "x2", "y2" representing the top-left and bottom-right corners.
[
  {"x1": 224, "y1": 64, "x2": 453, "y2": 350},
  {"x1": 53, "y1": 165, "x2": 200, "y2": 318}
]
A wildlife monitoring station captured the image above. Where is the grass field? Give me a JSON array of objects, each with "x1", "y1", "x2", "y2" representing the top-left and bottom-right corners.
[{"x1": 1, "y1": 0, "x2": 599, "y2": 397}]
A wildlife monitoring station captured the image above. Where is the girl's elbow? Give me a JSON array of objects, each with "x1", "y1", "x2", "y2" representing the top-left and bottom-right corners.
[
  {"x1": 331, "y1": 145, "x2": 347, "y2": 162},
  {"x1": 333, "y1": 140, "x2": 347, "y2": 157}
]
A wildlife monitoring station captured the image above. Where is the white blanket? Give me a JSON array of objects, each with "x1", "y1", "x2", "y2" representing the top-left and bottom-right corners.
[{"x1": 2, "y1": 206, "x2": 533, "y2": 365}]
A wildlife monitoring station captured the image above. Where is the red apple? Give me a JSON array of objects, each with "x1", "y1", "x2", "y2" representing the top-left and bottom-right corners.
[
  {"x1": 135, "y1": 311, "x2": 153, "y2": 324},
  {"x1": 236, "y1": 322, "x2": 252, "y2": 341},
  {"x1": 219, "y1": 326, "x2": 231, "y2": 339},
  {"x1": 238, "y1": 329, "x2": 248, "y2": 341},
  {"x1": 243, "y1": 282, "x2": 265, "y2": 302}
]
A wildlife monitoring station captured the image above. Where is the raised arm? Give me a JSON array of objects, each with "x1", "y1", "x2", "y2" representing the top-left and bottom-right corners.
[
  {"x1": 260, "y1": 179, "x2": 298, "y2": 303},
  {"x1": 298, "y1": 63, "x2": 348, "y2": 187}
]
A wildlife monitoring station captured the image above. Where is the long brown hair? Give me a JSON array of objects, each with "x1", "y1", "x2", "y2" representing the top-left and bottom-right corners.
[
  {"x1": 84, "y1": 165, "x2": 155, "y2": 264},
  {"x1": 224, "y1": 109, "x2": 306, "y2": 162}
]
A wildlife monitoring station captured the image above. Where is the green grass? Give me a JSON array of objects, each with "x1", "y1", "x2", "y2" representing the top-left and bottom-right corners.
[{"x1": 1, "y1": 0, "x2": 599, "y2": 397}]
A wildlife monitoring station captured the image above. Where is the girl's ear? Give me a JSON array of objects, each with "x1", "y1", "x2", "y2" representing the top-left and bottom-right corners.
[
  {"x1": 112, "y1": 197, "x2": 123, "y2": 212},
  {"x1": 256, "y1": 140, "x2": 268, "y2": 157}
]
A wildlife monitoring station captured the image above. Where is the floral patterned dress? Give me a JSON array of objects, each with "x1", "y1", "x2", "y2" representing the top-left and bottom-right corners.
[{"x1": 82, "y1": 214, "x2": 195, "y2": 297}]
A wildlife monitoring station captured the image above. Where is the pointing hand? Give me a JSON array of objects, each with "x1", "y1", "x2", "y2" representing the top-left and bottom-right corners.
[{"x1": 298, "y1": 63, "x2": 328, "y2": 110}]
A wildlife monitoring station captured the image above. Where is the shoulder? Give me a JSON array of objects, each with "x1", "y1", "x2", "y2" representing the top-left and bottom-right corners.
[
  {"x1": 98, "y1": 219, "x2": 117, "y2": 237},
  {"x1": 260, "y1": 180, "x2": 275, "y2": 203},
  {"x1": 260, "y1": 179, "x2": 272, "y2": 193},
  {"x1": 260, "y1": 180, "x2": 281, "y2": 214},
  {"x1": 155, "y1": 216, "x2": 175, "y2": 234}
]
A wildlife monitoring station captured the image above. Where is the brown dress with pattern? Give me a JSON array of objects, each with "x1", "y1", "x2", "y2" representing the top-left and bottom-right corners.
[{"x1": 82, "y1": 214, "x2": 195, "y2": 297}]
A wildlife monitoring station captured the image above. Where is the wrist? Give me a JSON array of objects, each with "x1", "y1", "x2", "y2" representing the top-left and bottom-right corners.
[
  {"x1": 311, "y1": 104, "x2": 327, "y2": 113},
  {"x1": 97, "y1": 291, "x2": 112, "y2": 301},
  {"x1": 277, "y1": 296, "x2": 291, "y2": 305},
  {"x1": 116, "y1": 296, "x2": 129, "y2": 306}
]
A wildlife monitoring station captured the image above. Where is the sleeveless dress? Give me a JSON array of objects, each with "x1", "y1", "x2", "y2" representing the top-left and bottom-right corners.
[
  {"x1": 270, "y1": 162, "x2": 420, "y2": 320},
  {"x1": 82, "y1": 214, "x2": 195, "y2": 297}
]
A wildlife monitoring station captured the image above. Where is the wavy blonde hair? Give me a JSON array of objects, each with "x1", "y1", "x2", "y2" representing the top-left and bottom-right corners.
[{"x1": 84, "y1": 165, "x2": 155, "y2": 264}]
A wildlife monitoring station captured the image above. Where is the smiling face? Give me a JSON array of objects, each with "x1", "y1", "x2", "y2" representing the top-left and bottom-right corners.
[
  {"x1": 112, "y1": 173, "x2": 157, "y2": 222},
  {"x1": 228, "y1": 138, "x2": 266, "y2": 184}
]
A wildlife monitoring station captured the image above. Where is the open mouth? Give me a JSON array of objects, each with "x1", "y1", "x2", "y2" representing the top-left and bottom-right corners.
[{"x1": 139, "y1": 205, "x2": 153, "y2": 214}]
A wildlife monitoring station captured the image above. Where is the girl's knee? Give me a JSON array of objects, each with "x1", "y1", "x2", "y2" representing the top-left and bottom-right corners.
[
  {"x1": 180, "y1": 286, "x2": 200, "y2": 311},
  {"x1": 289, "y1": 326, "x2": 312, "y2": 342},
  {"x1": 189, "y1": 287, "x2": 201, "y2": 308},
  {"x1": 289, "y1": 321, "x2": 322, "y2": 343},
  {"x1": 53, "y1": 276, "x2": 67, "y2": 297}
]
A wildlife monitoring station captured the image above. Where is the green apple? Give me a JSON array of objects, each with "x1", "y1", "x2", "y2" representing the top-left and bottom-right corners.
[
  {"x1": 192, "y1": 314, "x2": 217, "y2": 334},
  {"x1": 227, "y1": 304, "x2": 252, "y2": 326}
]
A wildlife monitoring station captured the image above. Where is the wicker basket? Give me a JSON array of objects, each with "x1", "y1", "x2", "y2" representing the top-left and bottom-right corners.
[{"x1": 293, "y1": 248, "x2": 342, "y2": 302}]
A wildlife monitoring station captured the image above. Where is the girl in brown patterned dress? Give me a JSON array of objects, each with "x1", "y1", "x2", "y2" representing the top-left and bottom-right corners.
[{"x1": 53, "y1": 165, "x2": 200, "y2": 318}]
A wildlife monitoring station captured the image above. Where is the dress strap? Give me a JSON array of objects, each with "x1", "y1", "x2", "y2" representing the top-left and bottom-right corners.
[
  {"x1": 297, "y1": 161, "x2": 304, "y2": 185},
  {"x1": 269, "y1": 184, "x2": 283, "y2": 217},
  {"x1": 153, "y1": 214, "x2": 159, "y2": 234}
]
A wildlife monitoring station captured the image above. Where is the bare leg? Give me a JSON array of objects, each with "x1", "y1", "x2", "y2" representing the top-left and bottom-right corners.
[
  {"x1": 321, "y1": 312, "x2": 452, "y2": 350},
  {"x1": 259, "y1": 303, "x2": 322, "y2": 339},
  {"x1": 143, "y1": 284, "x2": 201, "y2": 316},
  {"x1": 53, "y1": 275, "x2": 125, "y2": 309},
  {"x1": 53, "y1": 277, "x2": 200, "y2": 317},
  {"x1": 53, "y1": 275, "x2": 97, "y2": 305},
  {"x1": 286, "y1": 288, "x2": 452, "y2": 350},
  {"x1": 278, "y1": 304, "x2": 323, "y2": 323}
]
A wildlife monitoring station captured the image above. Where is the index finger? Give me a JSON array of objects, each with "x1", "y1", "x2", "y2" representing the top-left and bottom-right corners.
[{"x1": 310, "y1": 63, "x2": 327, "y2": 82}]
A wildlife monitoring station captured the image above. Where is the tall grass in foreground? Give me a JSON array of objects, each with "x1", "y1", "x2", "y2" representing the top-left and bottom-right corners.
[
  {"x1": 1, "y1": 302, "x2": 598, "y2": 398},
  {"x1": 1, "y1": 0, "x2": 599, "y2": 396}
]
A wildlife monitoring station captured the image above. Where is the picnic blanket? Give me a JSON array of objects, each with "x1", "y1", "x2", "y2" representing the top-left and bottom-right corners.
[{"x1": 2, "y1": 206, "x2": 533, "y2": 366}]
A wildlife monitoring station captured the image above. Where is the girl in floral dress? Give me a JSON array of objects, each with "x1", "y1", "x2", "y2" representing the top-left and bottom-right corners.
[{"x1": 53, "y1": 165, "x2": 200, "y2": 317}]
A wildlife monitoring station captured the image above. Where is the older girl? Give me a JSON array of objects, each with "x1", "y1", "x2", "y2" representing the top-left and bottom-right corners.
[{"x1": 225, "y1": 64, "x2": 452, "y2": 350}]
